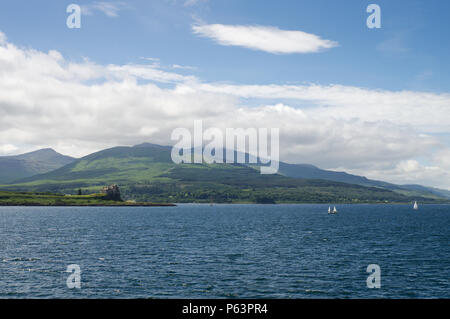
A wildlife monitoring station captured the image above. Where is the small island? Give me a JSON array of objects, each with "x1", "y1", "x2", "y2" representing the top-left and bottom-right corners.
[{"x1": 0, "y1": 185, "x2": 175, "y2": 207}]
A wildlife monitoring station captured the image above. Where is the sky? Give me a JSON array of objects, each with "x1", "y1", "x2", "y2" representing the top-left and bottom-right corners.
[{"x1": 0, "y1": 0, "x2": 449, "y2": 189}]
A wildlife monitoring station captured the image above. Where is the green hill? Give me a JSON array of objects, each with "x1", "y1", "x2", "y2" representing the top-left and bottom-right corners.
[
  {"x1": 1, "y1": 143, "x2": 446, "y2": 204},
  {"x1": 0, "y1": 148, "x2": 75, "y2": 184},
  {"x1": 277, "y1": 162, "x2": 449, "y2": 200},
  {"x1": 0, "y1": 190, "x2": 173, "y2": 206}
]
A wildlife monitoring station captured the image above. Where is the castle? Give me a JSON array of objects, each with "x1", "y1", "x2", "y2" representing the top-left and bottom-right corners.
[{"x1": 101, "y1": 184, "x2": 122, "y2": 201}]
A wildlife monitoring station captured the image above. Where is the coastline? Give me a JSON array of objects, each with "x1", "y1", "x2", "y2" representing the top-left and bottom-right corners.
[
  {"x1": 0, "y1": 202, "x2": 176, "y2": 207},
  {"x1": 2, "y1": 201, "x2": 446, "y2": 207},
  {"x1": 0, "y1": 190, "x2": 176, "y2": 207},
  {"x1": 0, "y1": 190, "x2": 447, "y2": 207}
]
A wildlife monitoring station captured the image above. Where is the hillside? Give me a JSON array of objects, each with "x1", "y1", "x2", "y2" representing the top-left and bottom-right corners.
[
  {"x1": 277, "y1": 162, "x2": 449, "y2": 200},
  {"x1": 0, "y1": 148, "x2": 75, "y2": 184},
  {"x1": 1, "y1": 143, "x2": 446, "y2": 204},
  {"x1": 278, "y1": 162, "x2": 385, "y2": 186},
  {"x1": 0, "y1": 190, "x2": 174, "y2": 206}
]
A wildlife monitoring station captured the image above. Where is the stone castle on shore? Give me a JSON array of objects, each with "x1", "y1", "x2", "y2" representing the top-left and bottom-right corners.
[{"x1": 101, "y1": 184, "x2": 122, "y2": 201}]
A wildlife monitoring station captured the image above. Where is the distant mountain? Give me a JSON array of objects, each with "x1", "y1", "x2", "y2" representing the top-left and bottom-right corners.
[
  {"x1": 2, "y1": 143, "x2": 446, "y2": 204},
  {"x1": 277, "y1": 162, "x2": 450, "y2": 199},
  {"x1": 0, "y1": 148, "x2": 75, "y2": 184},
  {"x1": 12, "y1": 143, "x2": 174, "y2": 186},
  {"x1": 278, "y1": 162, "x2": 381, "y2": 186},
  {"x1": 399, "y1": 184, "x2": 450, "y2": 200}
]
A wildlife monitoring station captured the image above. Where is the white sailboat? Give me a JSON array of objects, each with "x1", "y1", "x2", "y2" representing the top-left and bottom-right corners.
[
  {"x1": 328, "y1": 206, "x2": 337, "y2": 214},
  {"x1": 333, "y1": 206, "x2": 338, "y2": 214},
  {"x1": 328, "y1": 206, "x2": 331, "y2": 214},
  {"x1": 413, "y1": 201, "x2": 418, "y2": 210}
]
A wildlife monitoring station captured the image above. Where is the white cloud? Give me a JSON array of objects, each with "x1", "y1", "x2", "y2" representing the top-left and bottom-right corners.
[
  {"x1": 192, "y1": 24, "x2": 338, "y2": 54},
  {"x1": 82, "y1": 2, "x2": 126, "y2": 18},
  {"x1": 432, "y1": 148, "x2": 450, "y2": 170},
  {"x1": 191, "y1": 83, "x2": 450, "y2": 134},
  {"x1": 184, "y1": 0, "x2": 208, "y2": 7},
  {"x1": 343, "y1": 160, "x2": 450, "y2": 190},
  {"x1": 139, "y1": 58, "x2": 197, "y2": 72},
  {"x1": 377, "y1": 33, "x2": 410, "y2": 53},
  {"x1": 171, "y1": 64, "x2": 197, "y2": 70},
  {"x1": 105, "y1": 64, "x2": 198, "y2": 83},
  {"x1": 0, "y1": 144, "x2": 18, "y2": 155},
  {"x1": 0, "y1": 31, "x2": 449, "y2": 189},
  {"x1": 0, "y1": 31, "x2": 6, "y2": 45},
  {"x1": 139, "y1": 57, "x2": 160, "y2": 62}
]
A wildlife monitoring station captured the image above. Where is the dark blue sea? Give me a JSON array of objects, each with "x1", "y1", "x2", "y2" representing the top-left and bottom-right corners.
[{"x1": 0, "y1": 204, "x2": 449, "y2": 298}]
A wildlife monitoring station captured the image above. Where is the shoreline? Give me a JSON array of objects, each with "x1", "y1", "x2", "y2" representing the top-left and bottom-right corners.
[
  {"x1": 0, "y1": 202, "x2": 176, "y2": 207},
  {"x1": 1, "y1": 203, "x2": 448, "y2": 208},
  {"x1": 174, "y1": 201, "x2": 450, "y2": 205},
  {"x1": 0, "y1": 202, "x2": 441, "y2": 207}
]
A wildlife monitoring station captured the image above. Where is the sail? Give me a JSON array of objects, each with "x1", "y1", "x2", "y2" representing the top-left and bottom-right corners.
[
  {"x1": 328, "y1": 206, "x2": 331, "y2": 213},
  {"x1": 413, "y1": 201, "x2": 418, "y2": 210},
  {"x1": 333, "y1": 206, "x2": 337, "y2": 213}
]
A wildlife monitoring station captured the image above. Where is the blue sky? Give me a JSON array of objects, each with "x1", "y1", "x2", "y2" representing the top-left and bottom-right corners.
[
  {"x1": 0, "y1": 0, "x2": 449, "y2": 189},
  {"x1": 1, "y1": 0, "x2": 449, "y2": 91}
]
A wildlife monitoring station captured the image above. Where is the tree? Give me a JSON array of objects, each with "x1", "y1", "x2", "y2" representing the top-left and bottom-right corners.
[
  {"x1": 77, "y1": 188, "x2": 82, "y2": 196},
  {"x1": 255, "y1": 195, "x2": 276, "y2": 204}
]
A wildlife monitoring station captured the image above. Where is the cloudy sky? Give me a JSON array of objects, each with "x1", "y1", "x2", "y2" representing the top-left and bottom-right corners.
[{"x1": 0, "y1": 0, "x2": 449, "y2": 189}]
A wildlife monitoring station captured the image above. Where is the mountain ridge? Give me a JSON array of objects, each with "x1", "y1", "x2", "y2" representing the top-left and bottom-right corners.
[
  {"x1": 0, "y1": 148, "x2": 75, "y2": 184},
  {"x1": 1, "y1": 143, "x2": 447, "y2": 203}
]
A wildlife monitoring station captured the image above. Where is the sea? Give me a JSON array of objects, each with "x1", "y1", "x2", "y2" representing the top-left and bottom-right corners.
[{"x1": 0, "y1": 204, "x2": 448, "y2": 298}]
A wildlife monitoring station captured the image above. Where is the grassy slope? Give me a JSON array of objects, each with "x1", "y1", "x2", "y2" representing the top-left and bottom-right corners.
[
  {"x1": 0, "y1": 190, "x2": 174, "y2": 206},
  {"x1": 0, "y1": 149, "x2": 75, "y2": 184},
  {"x1": 149, "y1": 165, "x2": 440, "y2": 204},
  {"x1": 277, "y1": 162, "x2": 448, "y2": 200},
  {"x1": 1, "y1": 144, "x2": 447, "y2": 204}
]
